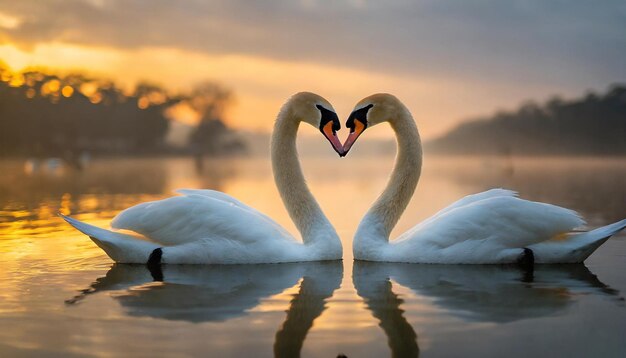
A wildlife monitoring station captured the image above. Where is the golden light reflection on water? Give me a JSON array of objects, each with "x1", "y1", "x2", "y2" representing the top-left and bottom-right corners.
[{"x1": 0, "y1": 156, "x2": 626, "y2": 356}]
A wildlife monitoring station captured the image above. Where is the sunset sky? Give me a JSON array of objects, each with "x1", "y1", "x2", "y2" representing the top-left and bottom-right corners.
[{"x1": 0, "y1": 0, "x2": 624, "y2": 139}]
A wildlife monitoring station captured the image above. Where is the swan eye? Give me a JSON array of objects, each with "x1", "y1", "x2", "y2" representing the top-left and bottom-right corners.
[{"x1": 346, "y1": 104, "x2": 373, "y2": 132}]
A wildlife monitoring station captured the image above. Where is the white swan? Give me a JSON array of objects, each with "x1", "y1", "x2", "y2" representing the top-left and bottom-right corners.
[
  {"x1": 342, "y1": 93, "x2": 626, "y2": 264},
  {"x1": 62, "y1": 92, "x2": 344, "y2": 264}
]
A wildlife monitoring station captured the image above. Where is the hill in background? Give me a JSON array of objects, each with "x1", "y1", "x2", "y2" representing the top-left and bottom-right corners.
[{"x1": 427, "y1": 84, "x2": 626, "y2": 155}]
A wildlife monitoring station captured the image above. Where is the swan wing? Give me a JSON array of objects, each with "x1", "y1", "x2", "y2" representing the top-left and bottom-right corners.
[
  {"x1": 175, "y1": 189, "x2": 247, "y2": 208},
  {"x1": 395, "y1": 194, "x2": 584, "y2": 263},
  {"x1": 431, "y1": 188, "x2": 517, "y2": 216},
  {"x1": 111, "y1": 190, "x2": 293, "y2": 247},
  {"x1": 174, "y1": 189, "x2": 286, "y2": 229},
  {"x1": 411, "y1": 188, "x2": 517, "y2": 231}
]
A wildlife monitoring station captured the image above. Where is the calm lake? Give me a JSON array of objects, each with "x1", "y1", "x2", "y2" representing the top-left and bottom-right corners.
[{"x1": 1, "y1": 155, "x2": 625, "y2": 357}]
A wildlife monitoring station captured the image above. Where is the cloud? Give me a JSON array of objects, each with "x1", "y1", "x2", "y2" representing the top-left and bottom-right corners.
[
  {"x1": 0, "y1": 1, "x2": 624, "y2": 138},
  {"x1": 0, "y1": 0, "x2": 624, "y2": 87}
]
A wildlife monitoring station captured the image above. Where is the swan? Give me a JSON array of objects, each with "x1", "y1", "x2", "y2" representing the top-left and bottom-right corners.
[
  {"x1": 61, "y1": 92, "x2": 344, "y2": 264},
  {"x1": 342, "y1": 93, "x2": 626, "y2": 264}
]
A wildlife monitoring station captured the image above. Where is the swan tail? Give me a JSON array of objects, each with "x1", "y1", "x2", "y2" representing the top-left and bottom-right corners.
[
  {"x1": 532, "y1": 219, "x2": 626, "y2": 263},
  {"x1": 60, "y1": 214, "x2": 160, "y2": 263}
]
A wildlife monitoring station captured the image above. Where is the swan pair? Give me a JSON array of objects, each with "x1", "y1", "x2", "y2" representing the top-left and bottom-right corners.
[{"x1": 62, "y1": 92, "x2": 626, "y2": 265}]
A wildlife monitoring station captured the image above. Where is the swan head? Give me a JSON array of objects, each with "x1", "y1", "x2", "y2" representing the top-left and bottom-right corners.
[
  {"x1": 288, "y1": 92, "x2": 343, "y2": 156},
  {"x1": 343, "y1": 93, "x2": 402, "y2": 155}
]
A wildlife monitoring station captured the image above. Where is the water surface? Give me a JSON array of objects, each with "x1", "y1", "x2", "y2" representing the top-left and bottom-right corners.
[{"x1": 1, "y1": 156, "x2": 625, "y2": 357}]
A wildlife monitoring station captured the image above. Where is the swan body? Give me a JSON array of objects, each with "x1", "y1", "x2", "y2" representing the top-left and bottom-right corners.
[
  {"x1": 62, "y1": 92, "x2": 344, "y2": 264},
  {"x1": 344, "y1": 93, "x2": 626, "y2": 264}
]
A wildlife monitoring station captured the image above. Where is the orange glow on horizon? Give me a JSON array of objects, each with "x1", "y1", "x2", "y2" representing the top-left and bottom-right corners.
[
  {"x1": 164, "y1": 102, "x2": 202, "y2": 126},
  {"x1": 0, "y1": 41, "x2": 562, "y2": 139}
]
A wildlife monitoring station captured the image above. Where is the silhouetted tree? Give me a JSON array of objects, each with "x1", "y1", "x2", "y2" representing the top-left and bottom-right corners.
[
  {"x1": 0, "y1": 64, "x2": 245, "y2": 157},
  {"x1": 187, "y1": 82, "x2": 245, "y2": 156}
]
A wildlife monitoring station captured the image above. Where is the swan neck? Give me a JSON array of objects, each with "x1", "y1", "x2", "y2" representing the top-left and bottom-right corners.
[
  {"x1": 271, "y1": 106, "x2": 339, "y2": 247},
  {"x1": 360, "y1": 108, "x2": 422, "y2": 242}
]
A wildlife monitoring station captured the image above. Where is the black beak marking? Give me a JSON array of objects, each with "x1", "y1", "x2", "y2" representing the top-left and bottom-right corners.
[
  {"x1": 346, "y1": 104, "x2": 373, "y2": 132},
  {"x1": 316, "y1": 104, "x2": 340, "y2": 134}
]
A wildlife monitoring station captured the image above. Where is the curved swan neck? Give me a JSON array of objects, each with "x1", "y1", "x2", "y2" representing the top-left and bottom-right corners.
[
  {"x1": 359, "y1": 105, "x2": 422, "y2": 242},
  {"x1": 271, "y1": 104, "x2": 339, "y2": 246}
]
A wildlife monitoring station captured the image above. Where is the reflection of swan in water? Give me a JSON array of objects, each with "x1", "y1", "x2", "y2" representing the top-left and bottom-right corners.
[
  {"x1": 273, "y1": 263, "x2": 342, "y2": 357},
  {"x1": 67, "y1": 262, "x2": 342, "y2": 322},
  {"x1": 354, "y1": 262, "x2": 621, "y2": 327},
  {"x1": 67, "y1": 262, "x2": 342, "y2": 355},
  {"x1": 353, "y1": 263, "x2": 419, "y2": 358}
]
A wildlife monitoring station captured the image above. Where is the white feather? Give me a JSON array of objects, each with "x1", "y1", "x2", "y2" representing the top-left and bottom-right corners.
[
  {"x1": 351, "y1": 94, "x2": 625, "y2": 264},
  {"x1": 62, "y1": 93, "x2": 343, "y2": 264},
  {"x1": 387, "y1": 193, "x2": 585, "y2": 263}
]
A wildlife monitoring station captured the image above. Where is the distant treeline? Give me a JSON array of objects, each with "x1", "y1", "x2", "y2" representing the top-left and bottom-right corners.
[
  {"x1": 428, "y1": 84, "x2": 626, "y2": 155},
  {"x1": 0, "y1": 63, "x2": 244, "y2": 158}
]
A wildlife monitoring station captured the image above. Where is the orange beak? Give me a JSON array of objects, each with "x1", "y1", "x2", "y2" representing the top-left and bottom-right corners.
[
  {"x1": 322, "y1": 121, "x2": 344, "y2": 156},
  {"x1": 342, "y1": 119, "x2": 366, "y2": 155}
]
